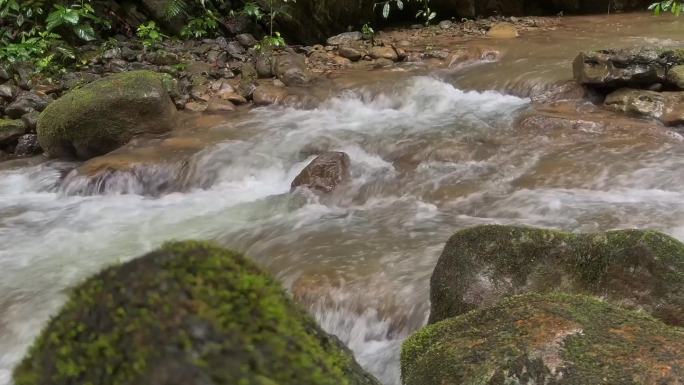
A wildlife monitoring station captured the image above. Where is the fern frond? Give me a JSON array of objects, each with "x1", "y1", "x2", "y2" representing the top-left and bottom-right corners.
[{"x1": 163, "y1": 0, "x2": 188, "y2": 20}]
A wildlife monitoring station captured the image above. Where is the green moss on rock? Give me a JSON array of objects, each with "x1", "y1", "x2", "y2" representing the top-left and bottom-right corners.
[
  {"x1": 13, "y1": 241, "x2": 381, "y2": 385},
  {"x1": 402, "y1": 292, "x2": 684, "y2": 385},
  {"x1": 0, "y1": 118, "x2": 26, "y2": 144},
  {"x1": 37, "y1": 70, "x2": 177, "y2": 160},
  {"x1": 429, "y1": 225, "x2": 684, "y2": 325}
]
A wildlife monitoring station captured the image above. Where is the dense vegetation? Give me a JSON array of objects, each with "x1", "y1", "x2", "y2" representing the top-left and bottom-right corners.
[{"x1": 0, "y1": 0, "x2": 299, "y2": 73}]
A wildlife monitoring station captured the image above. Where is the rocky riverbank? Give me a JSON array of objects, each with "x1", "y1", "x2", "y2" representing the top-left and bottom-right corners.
[{"x1": 0, "y1": 15, "x2": 558, "y2": 164}]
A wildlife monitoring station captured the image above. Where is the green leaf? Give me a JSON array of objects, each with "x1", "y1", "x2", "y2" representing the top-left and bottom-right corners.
[
  {"x1": 428, "y1": 11, "x2": 436, "y2": 20},
  {"x1": 656, "y1": 4, "x2": 662, "y2": 14},
  {"x1": 63, "y1": 9, "x2": 80, "y2": 25},
  {"x1": 382, "y1": 2, "x2": 390, "y2": 18},
  {"x1": 73, "y1": 24, "x2": 95, "y2": 41},
  {"x1": 396, "y1": 0, "x2": 403, "y2": 10}
]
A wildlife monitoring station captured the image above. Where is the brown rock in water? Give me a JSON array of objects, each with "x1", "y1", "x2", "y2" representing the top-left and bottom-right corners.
[
  {"x1": 486, "y1": 22, "x2": 518, "y2": 38},
  {"x1": 573, "y1": 47, "x2": 684, "y2": 90},
  {"x1": 339, "y1": 46, "x2": 364, "y2": 61},
  {"x1": 369, "y1": 46, "x2": 398, "y2": 61},
  {"x1": 292, "y1": 152, "x2": 351, "y2": 193},
  {"x1": 252, "y1": 85, "x2": 288, "y2": 106},
  {"x1": 206, "y1": 98, "x2": 236, "y2": 113},
  {"x1": 604, "y1": 88, "x2": 684, "y2": 126}
]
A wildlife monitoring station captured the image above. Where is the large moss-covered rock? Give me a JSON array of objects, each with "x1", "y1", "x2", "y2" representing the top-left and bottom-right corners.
[
  {"x1": 573, "y1": 47, "x2": 684, "y2": 90},
  {"x1": 13, "y1": 241, "x2": 381, "y2": 385},
  {"x1": 429, "y1": 225, "x2": 684, "y2": 325},
  {"x1": 402, "y1": 293, "x2": 684, "y2": 385},
  {"x1": 37, "y1": 70, "x2": 177, "y2": 160}
]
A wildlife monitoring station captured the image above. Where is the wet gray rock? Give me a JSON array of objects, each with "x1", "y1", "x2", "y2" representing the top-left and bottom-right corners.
[
  {"x1": 255, "y1": 53, "x2": 275, "y2": 78},
  {"x1": 21, "y1": 111, "x2": 40, "y2": 131},
  {"x1": 5, "y1": 92, "x2": 50, "y2": 119},
  {"x1": 12, "y1": 62, "x2": 33, "y2": 90},
  {"x1": 291, "y1": 151, "x2": 351, "y2": 193},
  {"x1": 147, "y1": 51, "x2": 180, "y2": 66},
  {"x1": 573, "y1": 47, "x2": 684, "y2": 90},
  {"x1": 226, "y1": 41, "x2": 245, "y2": 59},
  {"x1": 275, "y1": 53, "x2": 312, "y2": 86},
  {"x1": 0, "y1": 84, "x2": 15, "y2": 100},
  {"x1": 101, "y1": 47, "x2": 122, "y2": 60},
  {"x1": 326, "y1": 31, "x2": 363, "y2": 46},
  {"x1": 0, "y1": 66, "x2": 9, "y2": 81},
  {"x1": 439, "y1": 20, "x2": 453, "y2": 29},
  {"x1": 236, "y1": 33, "x2": 257, "y2": 47},
  {"x1": 14, "y1": 133, "x2": 40, "y2": 156}
]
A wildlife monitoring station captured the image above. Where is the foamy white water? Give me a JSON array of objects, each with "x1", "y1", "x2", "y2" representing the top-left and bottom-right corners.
[{"x1": 1, "y1": 76, "x2": 684, "y2": 385}]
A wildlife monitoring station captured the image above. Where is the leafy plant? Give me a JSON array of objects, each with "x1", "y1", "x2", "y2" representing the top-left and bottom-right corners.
[
  {"x1": 241, "y1": 1, "x2": 264, "y2": 21},
  {"x1": 255, "y1": 31, "x2": 286, "y2": 51},
  {"x1": 649, "y1": 0, "x2": 682, "y2": 15},
  {"x1": 181, "y1": 9, "x2": 219, "y2": 38},
  {"x1": 415, "y1": 0, "x2": 436, "y2": 26},
  {"x1": 136, "y1": 21, "x2": 164, "y2": 50},
  {"x1": 361, "y1": 22, "x2": 375, "y2": 36},
  {"x1": 375, "y1": 0, "x2": 436, "y2": 26},
  {"x1": 45, "y1": 2, "x2": 109, "y2": 41}
]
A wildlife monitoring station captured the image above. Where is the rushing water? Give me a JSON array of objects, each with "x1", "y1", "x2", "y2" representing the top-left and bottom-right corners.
[{"x1": 2, "y1": 14, "x2": 684, "y2": 385}]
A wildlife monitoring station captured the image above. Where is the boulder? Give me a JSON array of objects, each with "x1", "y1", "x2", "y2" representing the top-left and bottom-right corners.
[
  {"x1": 252, "y1": 85, "x2": 288, "y2": 105},
  {"x1": 255, "y1": 53, "x2": 276, "y2": 78},
  {"x1": 5, "y1": 92, "x2": 50, "y2": 119},
  {"x1": 402, "y1": 293, "x2": 684, "y2": 385},
  {"x1": 573, "y1": 47, "x2": 684, "y2": 90},
  {"x1": 604, "y1": 88, "x2": 684, "y2": 126},
  {"x1": 275, "y1": 53, "x2": 312, "y2": 86},
  {"x1": 37, "y1": 71, "x2": 177, "y2": 160},
  {"x1": 292, "y1": 151, "x2": 351, "y2": 193},
  {"x1": 429, "y1": 225, "x2": 684, "y2": 325},
  {"x1": 13, "y1": 241, "x2": 381, "y2": 385}
]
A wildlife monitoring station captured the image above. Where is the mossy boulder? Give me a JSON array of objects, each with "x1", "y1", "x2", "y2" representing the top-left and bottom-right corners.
[
  {"x1": 13, "y1": 241, "x2": 381, "y2": 385},
  {"x1": 429, "y1": 225, "x2": 684, "y2": 325},
  {"x1": 37, "y1": 70, "x2": 177, "y2": 160},
  {"x1": 402, "y1": 293, "x2": 684, "y2": 385}
]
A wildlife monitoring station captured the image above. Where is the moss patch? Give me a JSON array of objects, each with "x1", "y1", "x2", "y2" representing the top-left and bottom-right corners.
[
  {"x1": 403, "y1": 292, "x2": 684, "y2": 385},
  {"x1": 13, "y1": 241, "x2": 380, "y2": 385},
  {"x1": 429, "y1": 225, "x2": 684, "y2": 325}
]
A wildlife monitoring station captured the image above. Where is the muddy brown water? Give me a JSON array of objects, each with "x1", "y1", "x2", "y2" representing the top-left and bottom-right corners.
[{"x1": 1, "y1": 13, "x2": 684, "y2": 385}]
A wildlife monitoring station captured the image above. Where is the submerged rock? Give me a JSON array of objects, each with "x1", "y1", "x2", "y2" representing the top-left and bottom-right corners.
[
  {"x1": 37, "y1": 71, "x2": 177, "y2": 160},
  {"x1": 429, "y1": 224, "x2": 684, "y2": 325},
  {"x1": 573, "y1": 47, "x2": 684, "y2": 90},
  {"x1": 13, "y1": 241, "x2": 381, "y2": 385},
  {"x1": 292, "y1": 151, "x2": 351, "y2": 193},
  {"x1": 402, "y1": 292, "x2": 684, "y2": 385}
]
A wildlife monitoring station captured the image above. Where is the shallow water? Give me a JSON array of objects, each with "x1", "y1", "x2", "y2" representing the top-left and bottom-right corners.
[{"x1": 2, "y1": 13, "x2": 684, "y2": 385}]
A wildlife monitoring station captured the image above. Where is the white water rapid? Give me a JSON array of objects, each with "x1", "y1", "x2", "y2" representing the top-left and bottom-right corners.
[{"x1": 2, "y1": 75, "x2": 684, "y2": 385}]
